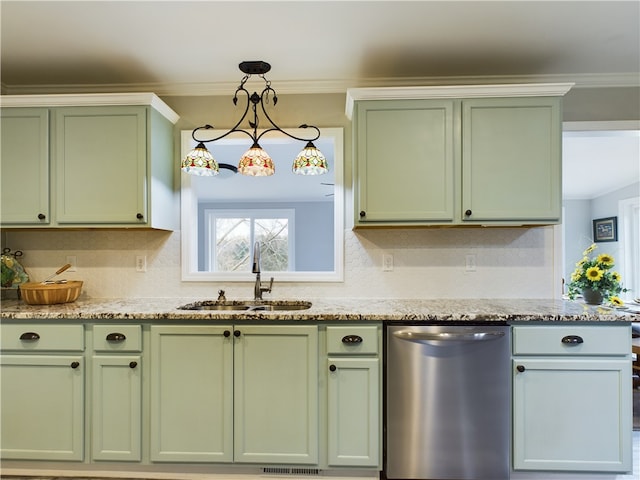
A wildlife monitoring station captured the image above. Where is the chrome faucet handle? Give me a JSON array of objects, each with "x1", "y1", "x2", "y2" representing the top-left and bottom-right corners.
[{"x1": 217, "y1": 289, "x2": 226, "y2": 302}]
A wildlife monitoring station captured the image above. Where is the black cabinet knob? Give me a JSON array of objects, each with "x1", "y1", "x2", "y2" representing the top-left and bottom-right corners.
[
  {"x1": 20, "y1": 332, "x2": 40, "y2": 341},
  {"x1": 465, "y1": 209, "x2": 472, "y2": 216},
  {"x1": 234, "y1": 330, "x2": 241, "y2": 337},
  {"x1": 129, "y1": 361, "x2": 137, "y2": 369},
  {"x1": 342, "y1": 335, "x2": 363, "y2": 344},
  {"x1": 223, "y1": 330, "x2": 231, "y2": 337},
  {"x1": 359, "y1": 211, "x2": 366, "y2": 218},
  {"x1": 136, "y1": 213, "x2": 144, "y2": 220},
  {"x1": 106, "y1": 333, "x2": 126, "y2": 342},
  {"x1": 70, "y1": 361, "x2": 80, "y2": 369},
  {"x1": 561, "y1": 335, "x2": 584, "y2": 345},
  {"x1": 516, "y1": 365, "x2": 525, "y2": 373},
  {"x1": 37, "y1": 213, "x2": 46, "y2": 220},
  {"x1": 329, "y1": 364, "x2": 337, "y2": 372}
]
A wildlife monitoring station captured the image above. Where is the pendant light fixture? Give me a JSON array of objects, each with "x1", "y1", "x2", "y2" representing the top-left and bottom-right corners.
[{"x1": 182, "y1": 61, "x2": 327, "y2": 177}]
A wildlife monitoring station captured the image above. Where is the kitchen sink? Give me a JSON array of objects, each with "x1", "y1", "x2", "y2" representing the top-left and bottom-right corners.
[{"x1": 178, "y1": 300, "x2": 312, "y2": 312}]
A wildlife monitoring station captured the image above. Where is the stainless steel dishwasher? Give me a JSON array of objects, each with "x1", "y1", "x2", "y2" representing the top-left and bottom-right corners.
[{"x1": 385, "y1": 324, "x2": 511, "y2": 480}]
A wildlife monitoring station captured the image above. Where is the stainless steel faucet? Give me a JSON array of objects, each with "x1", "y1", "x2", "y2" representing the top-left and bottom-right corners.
[{"x1": 252, "y1": 241, "x2": 273, "y2": 300}]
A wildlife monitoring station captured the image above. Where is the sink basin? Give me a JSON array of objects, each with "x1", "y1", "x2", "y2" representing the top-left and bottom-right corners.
[{"x1": 178, "y1": 300, "x2": 312, "y2": 312}]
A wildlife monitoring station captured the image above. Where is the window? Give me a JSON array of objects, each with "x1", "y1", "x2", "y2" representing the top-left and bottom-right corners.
[{"x1": 204, "y1": 209, "x2": 295, "y2": 272}]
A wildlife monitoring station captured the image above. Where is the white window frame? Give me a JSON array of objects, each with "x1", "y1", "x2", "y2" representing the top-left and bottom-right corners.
[
  {"x1": 204, "y1": 208, "x2": 295, "y2": 273},
  {"x1": 618, "y1": 197, "x2": 640, "y2": 301}
]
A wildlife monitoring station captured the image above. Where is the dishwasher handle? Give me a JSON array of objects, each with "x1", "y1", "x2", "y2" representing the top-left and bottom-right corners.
[{"x1": 392, "y1": 330, "x2": 505, "y2": 343}]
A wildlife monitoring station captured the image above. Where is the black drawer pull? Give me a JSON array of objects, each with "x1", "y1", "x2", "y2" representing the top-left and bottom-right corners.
[
  {"x1": 516, "y1": 365, "x2": 525, "y2": 373},
  {"x1": 234, "y1": 330, "x2": 241, "y2": 337},
  {"x1": 70, "y1": 361, "x2": 80, "y2": 369},
  {"x1": 223, "y1": 330, "x2": 231, "y2": 337},
  {"x1": 20, "y1": 332, "x2": 40, "y2": 341},
  {"x1": 106, "y1": 333, "x2": 126, "y2": 342},
  {"x1": 561, "y1": 335, "x2": 584, "y2": 345},
  {"x1": 129, "y1": 361, "x2": 138, "y2": 369},
  {"x1": 329, "y1": 364, "x2": 337, "y2": 372},
  {"x1": 342, "y1": 335, "x2": 363, "y2": 344}
]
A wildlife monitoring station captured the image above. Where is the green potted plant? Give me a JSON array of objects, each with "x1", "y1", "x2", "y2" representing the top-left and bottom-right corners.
[{"x1": 566, "y1": 244, "x2": 628, "y2": 305}]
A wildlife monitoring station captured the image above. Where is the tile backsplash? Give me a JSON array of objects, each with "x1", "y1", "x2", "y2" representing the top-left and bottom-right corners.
[{"x1": 3, "y1": 226, "x2": 558, "y2": 300}]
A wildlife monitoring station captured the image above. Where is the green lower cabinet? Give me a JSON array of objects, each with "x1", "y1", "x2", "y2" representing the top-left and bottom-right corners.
[
  {"x1": 149, "y1": 325, "x2": 318, "y2": 465},
  {"x1": 0, "y1": 354, "x2": 84, "y2": 460},
  {"x1": 327, "y1": 357, "x2": 379, "y2": 467},
  {"x1": 91, "y1": 355, "x2": 142, "y2": 461},
  {"x1": 150, "y1": 325, "x2": 233, "y2": 462},
  {"x1": 513, "y1": 358, "x2": 632, "y2": 472},
  {"x1": 233, "y1": 325, "x2": 318, "y2": 464}
]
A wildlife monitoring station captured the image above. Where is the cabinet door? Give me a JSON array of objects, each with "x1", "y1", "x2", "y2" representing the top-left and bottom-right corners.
[
  {"x1": 54, "y1": 106, "x2": 147, "y2": 224},
  {"x1": 355, "y1": 99, "x2": 454, "y2": 223},
  {"x1": 233, "y1": 325, "x2": 318, "y2": 464},
  {"x1": 513, "y1": 357, "x2": 632, "y2": 472},
  {"x1": 0, "y1": 108, "x2": 50, "y2": 224},
  {"x1": 0, "y1": 355, "x2": 84, "y2": 460},
  {"x1": 327, "y1": 357, "x2": 379, "y2": 467},
  {"x1": 92, "y1": 355, "x2": 141, "y2": 461},
  {"x1": 150, "y1": 325, "x2": 233, "y2": 462},
  {"x1": 462, "y1": 97, "x2": 561, "y2": 222}
]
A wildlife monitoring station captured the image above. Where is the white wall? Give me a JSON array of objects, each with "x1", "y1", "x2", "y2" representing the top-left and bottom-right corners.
[{"x1": 3, "y1": 225, "x2": 558, "y2": 300}]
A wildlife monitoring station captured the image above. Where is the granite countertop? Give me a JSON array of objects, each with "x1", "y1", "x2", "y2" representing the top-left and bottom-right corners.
[{"x1": 0, "y1": 297, "x2": 638, "y2": 322}]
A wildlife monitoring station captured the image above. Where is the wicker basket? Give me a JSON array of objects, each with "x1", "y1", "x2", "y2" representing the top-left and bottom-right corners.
[{"x1": 19, "y1": 281, "x2": 83, "y2": 305}]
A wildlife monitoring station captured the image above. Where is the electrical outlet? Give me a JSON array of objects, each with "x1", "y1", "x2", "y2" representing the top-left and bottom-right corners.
[
  {"x1": 465, "y1": 254, "x2": 477, "y2": 272},
  {"x1": 66, "y1": 255, "x2": 77, "y2": 272},
  {"x1": 382, "y1": 253, "x2": 394, "y2": 272},
  {"x1": 136, "y1": 255, "x2": 147, "y2": 273}
]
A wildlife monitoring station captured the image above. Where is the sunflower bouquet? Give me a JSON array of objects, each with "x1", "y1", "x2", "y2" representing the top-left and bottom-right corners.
[{"x1": 566, "y1": 244, "x2": 628, "y2": 305}]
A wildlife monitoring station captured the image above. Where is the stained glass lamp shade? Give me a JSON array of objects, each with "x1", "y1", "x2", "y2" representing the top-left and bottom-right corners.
[
  {"x1": 238, "y1": 144, "x2": 275, "y2": 176},
  {"x1": 292, "y1": 141, "x2": 328, "y2": 175},
  {"x1": 181, "y1": 142, "x2": 219, "y2": 176}
]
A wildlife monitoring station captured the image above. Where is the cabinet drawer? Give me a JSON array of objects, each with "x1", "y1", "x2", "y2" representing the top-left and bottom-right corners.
[
  {"x1": 513, "y1": 325, "x2": 630, "y2": 356},
  {"x1": 93, "y1": 325, "x2": 141, "y2": 352},
  {"x1": 0, "y1": 324, "x2": 84, "y2": 351},
  {"x1": 326, "y1": 326, "x2": 378, "y2": 355}
]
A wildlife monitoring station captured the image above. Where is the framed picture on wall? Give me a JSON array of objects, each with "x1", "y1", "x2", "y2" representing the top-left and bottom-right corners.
[{"x1": 593, "y1": 216, "x2": 618, "y2": 242}]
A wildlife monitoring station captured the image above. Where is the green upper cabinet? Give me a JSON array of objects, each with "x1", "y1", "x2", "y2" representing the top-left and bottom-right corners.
[
  {"x1": 347, "y1": 83, "x2": 572, "y2": 227},
  {"x1": 0, "y1": 94, "x2": 179, "y2": 230},
  {"x1": 461, "y1": 97, "x2": 562, "y2": 222},
  {"x1": 0, "y1": 108, "x2": 50, "y2": 224},
  {"x1": 354, "y1": 99, "x2": 454, "y2": 223},
  {"x1": 55, "y1": 106, "x2": 147, "y2": 225}
]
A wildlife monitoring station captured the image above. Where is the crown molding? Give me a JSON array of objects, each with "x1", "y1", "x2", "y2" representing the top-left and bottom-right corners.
[
  {"x1": 0, "y1": 92, "x2": 179, "y2": 123},
  {"x1": 1, "y1": 72, "x2": 637, "y2": 97},
  {"x1": 345, "y1": 83, "x2": 575, "y2": 119}
]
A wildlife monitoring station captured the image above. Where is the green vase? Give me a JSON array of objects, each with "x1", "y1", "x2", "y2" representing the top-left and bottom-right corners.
[{"x1": 582, "y1": 288, "x2": 604, "y2": 305}]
